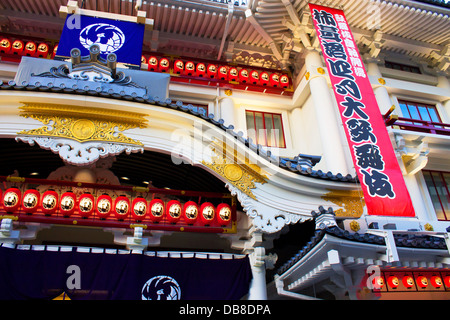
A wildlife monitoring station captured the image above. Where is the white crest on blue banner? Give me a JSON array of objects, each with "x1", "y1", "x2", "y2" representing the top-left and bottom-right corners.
[
  {"x1": 79, "y1": 23, "x2": 125, "y2": 54},
  {"x1": 141, "y1": 275, "x2": 181, "y2": 300}
]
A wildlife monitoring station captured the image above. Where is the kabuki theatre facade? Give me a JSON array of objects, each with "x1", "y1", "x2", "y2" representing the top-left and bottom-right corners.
[{"x1": 0, "y1": 0, "x2": 449, "y2": 300}]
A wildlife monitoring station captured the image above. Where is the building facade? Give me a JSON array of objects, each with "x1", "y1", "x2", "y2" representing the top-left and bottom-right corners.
[{"x1": 0, "y1": 0, "x2": 449, "y2": 300}]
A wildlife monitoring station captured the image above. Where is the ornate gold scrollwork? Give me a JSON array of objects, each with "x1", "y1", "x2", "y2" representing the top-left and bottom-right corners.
[{"x1": 322, "y1": 189, "x2": 365, "y2": 218}]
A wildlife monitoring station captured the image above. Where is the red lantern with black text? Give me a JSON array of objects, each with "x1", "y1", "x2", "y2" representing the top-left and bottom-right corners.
[
  {"x1": 132, "y1": 197, "x2": 147, "y2": 221},
  {"x1": 11, "y1": 40, "x2": 24, "y2": 55},
  {"x1": 159, "y1": 58, "x2": 170, "y2": 72},
  {"x1": 218, "y1": 66, "x2": 228, "y2": 80},
  {"x1": 24, "y1": 42, "x2": 36, "y2": 56},
  {"x1": 166, "y1": 200, "x2": 182, "y2": 224},
  {"x1": 196, "y1": 63, "x2": 206, "y2": 77},
  {"x1": 207, "y1": 64, "x2": 217, "y2": 78},
  {"x1": 174, "y1": 60, "x2": 184, "y2": 74},
  {"x1": 148, "y1": 56, "x2": 158, "y2": 71},
  {"x1": 51, "y1": 45, "x2": 58, "y2": 59},
  {"x1": 200, "y1": 202, "x2": 215, "y2": 225},
  {"x1": 141, "y1": 55, "x2": 147, "y2": 64},
  {"x1": 183, "y1": 201, "x2": 198, "y2": 225},
  {"x1": 60, "y1": 191, "x2": 76, "y2": 217},
  {"x1": 0, "y1": 38, "x2": 11, "y2": 54},
  {"x1": 228, "y1": 67, "x2": 238, "y2": 81},
  {"x1": 149, "y1": 199, "x2": 164, "y2": 223},
  {"x1": 96, "y1": 194, "x2": 113, "y2": 219},
  {"x1": 417, "y1": 275, "x2": 428, "y2": 288},
  {"x1": 216, "y1": 203, "x2": 232, "y2": 226},
  {"x1": 239, "y1": 68, "x2": 249, "y2": 83},
  {"x1": 387, "y1": 276, "x2": 399, "y2": 289},
  {"x1": 444, "y1": 275, "x2": 450, "y2": 288},
  {"x1": 280, "y1": 75, "x2": 289, "y2": 88},
  {"x1": 185, "y1": 61, "x2": 195, "y2": 76},
  {"x1": 249, "y1": 70, "x2": 259, "y2": 85},
  {"x1": 114, "y1": 195, "x2": 130, "y2": 220},
  {"x1": 431, "y1": 275, "x2": 443, "y2": 288},
  {"x1": 260, "y1": 72, "x2": 269, "y2": 86},
  {"x1": 372, "y1": 276, "x2": 384, "y2": 290},
  {"x1": 36, "y1": 43, "x2": 49, "y2": 58},
  {"x1": 3, "y1": 187, "x2": 21, "y2": 213},
  {"x1": 270, "y1": 73, "x2": 280, "y2": 87},
  {"x1": 22, "y1": 189, "x2": 40, "y2": 214},
  {"x1": 41, "y1": 189, "x2": 58, "y2": 215},
  {"x1": 78, "y1": 193, "x2": 95, "y2": 218},
  {"x1": 402, "y1": 275, "x2": 414, "y2": 288}
]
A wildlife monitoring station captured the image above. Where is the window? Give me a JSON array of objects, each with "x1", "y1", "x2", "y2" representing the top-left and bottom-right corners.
[
  {"x1": 398, "y1": 100, "x2": 443, "y2": 127},
  {"x1": 245, "y1": 110, "x2": 286, "y2": 148},
  {"x1": 385, "y1": 61, "x2": 421, "y2": 74},
  {"x1": 422, "y1": 170, "x2": 450, "y2": 221}
]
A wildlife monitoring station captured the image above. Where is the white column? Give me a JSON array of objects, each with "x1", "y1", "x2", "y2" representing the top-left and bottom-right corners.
[
  {"x1": 248, "y1": 247, "x2": 267, "y2": 300},
  {"x1": 305, "y1": 49, "x2": 348, "y2": 174},
  {"x1": 437, "y1": 74, "x2": 450, "y2": 123},
  {"x1": 367, "y1": 60, "x2": 393, "y2": 115},
  {"x1": 219, "y1": 96, "x2": 236, "y2": 128},
  {"x1": 289, "y1": 107, "x2": 305, "y2": 154}
]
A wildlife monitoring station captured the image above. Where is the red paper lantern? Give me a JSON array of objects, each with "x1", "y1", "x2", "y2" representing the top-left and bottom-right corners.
[
  {"x1": 3, "y1": 187, "x2": 21, "y2": 213},
  {"x1": 216, "y1": 203, "x2": 232, "y2": 226},
  {"x1": 24, "y1": 42, "x2": 36, "y2": 56},
  {"x1": 280, "y1": 75, "x2": 290, "y2": 88},
  {"x1": 96, "y1": 194, "x2": 113, "y2": 219},
  {"x1": 207, "y1": 64, "x2": 217, "y2": 78},
  {"x1": 51, "y1": 45, "x2": 58, "y2": 59},
  {"x1": 132, "y1": 197, "x2": 147, "y2": 221},
  {"x1": 218, "y1": 66, "x2": 228, "y2": 80},
  {"x1": 372, "y1": 276, "x2": 384, "y2": 290},
  {"x1": 200, "y1": 202, "x2": 215, "y2": 225},
  {"x1": 78, "y1": 193, "x2": 95, "y2": 218},
  {"x1": 260, "y1": 72, "x2": 269, "y2": 86},
  {"x1": 239, "y1": 68, "x2": 249, "y2": 83},
  {"x1": 430, "y1": 275, "x2": 443, "y2": 288},
  {"x1": 387, "y1": 275, "x2": 400, "y2": 288},
  {"x1": 41, "y1": 189, "x2": 58, "y2": 215},
  {"x1": 114, "y1": 195, "x2": 130, "y2": 220},
  {"x1": 166, "y1": 200, "x2": 182, "y2": 224},
  {"x1": 141, "y1": 55, "x2": 147, "y2": 64},
  {"x1": 148, "y1": 56, "x2": 158, "y2": 71},
  {"x1": 22, "y1": 189, "x2": 41, "y2": 214},
  {"x1": 270, "y1": 73, "x2": 280, "y2": 87},
  {"x1": 11, "y1": 40, "x2": 24, "y2": 55},
  {"x1": 444, "y1": 275, "x2": 450, "y2": 288},
  {"x1": 185, "y1": 61, "x2": 195, "y2": 76},
  {"x1": 174, "y1": 60, "x2": 184, "y2": 74},
  {"x1": 196, "y1": 63, "x2": 206, "y2": 77},
  {"x1": 60, "y1": 191, "x2": 77, "y2": 217},
  {"x1": 416, "y1": 275, "x2": 428, "y2": 288},
  {"x1": 249, "y1": 70, "x2": 259, "y2": 85},
  {"x1": 183, "y1": 201, "x2": 199, "y2": 225},
  {"x1": 0, "y1": 38, "x2": 11, "y2": 54},
  {"x1": 159, "y1": 58, "x2": 170, "y2": 72},
  {"x1": 402, "y1": 275, "x2": 415, "y2": 288},
  {"x1": 148, "y1": 199, "x2": 164, "y2": 223},
  {"x1": 36, "y1": 43, "x2": 49, "y2": 58},
  {"x1": 228, "y1": 67, "x2": 238, "y2": 81}
]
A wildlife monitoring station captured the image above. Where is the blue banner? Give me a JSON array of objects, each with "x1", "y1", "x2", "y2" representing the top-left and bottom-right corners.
[{"x1": 56, "y1": 14, "x2": 145, "y2": 66}]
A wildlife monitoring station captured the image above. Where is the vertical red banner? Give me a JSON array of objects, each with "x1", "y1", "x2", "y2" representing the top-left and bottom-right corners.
[{"x1": 309, "y1": 4, "x2": 415, "y2": 217}]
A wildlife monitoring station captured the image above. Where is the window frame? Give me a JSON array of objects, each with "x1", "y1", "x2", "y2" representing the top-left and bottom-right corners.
[
  {"x1": 422, "y1": 170, "x2": 450, "y2": 221},
  {"x1": 397, "y1": 100, "x2": 443, "y2": 126},
  {"x1": 245, "y1": 110, "x2": 286, "y2": 148}
]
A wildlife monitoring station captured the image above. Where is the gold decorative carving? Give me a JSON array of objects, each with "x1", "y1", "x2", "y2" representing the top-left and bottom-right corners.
[
  {"x1": 322, "y1": 189, "x2": 365, "y2": 218},
  {"x1": 378, "y1": 78, "x2": 386, "y2": 85},
  {"x1": 424, "y1": 223, "x2": 434, "y2": 231},
  {"x1": 317, "y1": 67, "x2": 325, "y2": 75},
  {"x1": 349, "y1": 220, "x2": 360, "y2": 232},
  {"x1": 17, "y1": 103, "x2": 148, "y2": 145},
  {"x1": 305, "y1": 71, "x2": 310, "y2": 80}
]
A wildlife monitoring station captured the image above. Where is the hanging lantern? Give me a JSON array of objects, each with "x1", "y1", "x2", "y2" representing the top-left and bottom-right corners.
[
  {"x1": 174, "y1": 60, "x2": 184, "y2": 74},
  {"x1": 0, "y1": 38, "x2": 11, "y2": 54},
  {"x1": 372, "y1": 276, "x2": 384, "y2": 290},
  {"x1": 24, "y1": 41, "x2": 36, "y2": 56},
  {"x1": 387, "y1": 275, "x2": 399, "y2": 289},
  {"x1": 183, "y1": 201, "x2": 199, "y2": 225},
  {"x1": 218, "y1": 66, "x2": 228, "y2": 80},
  {"x1": 238, "y1": 68, "x2": 249, "y2": 83},
  {"x1": 249, "y1": 70, "x2": 259, "y2": 85},
  {"x1": 78, "y1": 193, "x2": 95, "y2": 218},
  {"x1": 430, "y1": 275, "x2": 443, "y2": 288},
  {"x1": 166, "y1": 200, "x2": 182, "y2": 224},
  {"x1": 402, "y1": 275, "x2": 415, "y2": 288},
  {"x1": 51, "y1": 45, "x2": 58, "y2": 59},
  {"x1": 41, "y1": 189, "x2": 58, "y2": 215},
  {"x1": 11, "y1": 40, "x2": 24, "y2": 55},
  {"x1": 185, "y1": 61, "x2": 195, "y2": 76},
  {"x1": 444, "y1": 275, "x2": 450, "y2": 288},
  {"x1": 416, "y1": 275, "x2": 428, "y2": 288},
  {"x1": 196, "y1": 63, "x2": 206, "y2": 77},
  {"x1": 132, "y1": 197, "x2": 147, "y2": 221},
  {"x1": 96, "y1": 194, "x2": 113, "y2": 219},
  {"x1": 260, "y1": 72, "x2": 269, "y2": 86},
  {"x1": 60, "y1": 191, "x2": 76, "y2": 217},
  {"x1": 114, "y1": 195, "x2": 130, "y2": 220},
  {"x1": 280, "y1": 75, "x2": 290, "y2": 88},
  {"x1": 141, "y1": 55, "x2": 147, "y2": 64},
  {"x1": 3, "y1": 187, "x2": 21, "y2": 213},
  {"x1": 36, "y1": 43, "x2": 49, "y2": 58},
  {"x1": 216, "y1": 203, "x2": 232, "y2": 226},
  {"x1": 159, "y1": 58, "x2": 170, "y2": 72},
  {"x1": 200, "y1": 202, "x2": 215, "y2": 225},
  {"x1": 270, "y1": 73, "x2": 280, "y2": 87},
  {"x1": 148, "y1": 56, "x2": 158, "y2": 71},
  {"x1": 207, "y1": 64, "x2": 217, "y2": 78},
  {"x1": 228, "y1": 67, "x2": 238, "y2": 81},
  {"x1": 149, "y1": 199, "x2": 164, "y2": 223}
]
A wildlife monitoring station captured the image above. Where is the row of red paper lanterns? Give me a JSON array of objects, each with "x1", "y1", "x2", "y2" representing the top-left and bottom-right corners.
[
  {"x1": 1, "y1": 187, "x2": 232, "y2": 226},
  {"x1": 0, "y1": 38, "x2": 56, "y2": 58},
  {"x1": 145, "y1": 56, "x2": 290, "y2": 88},
  {"x1": 372, "y1": 273, "x2": 450, "y2": 290}
]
